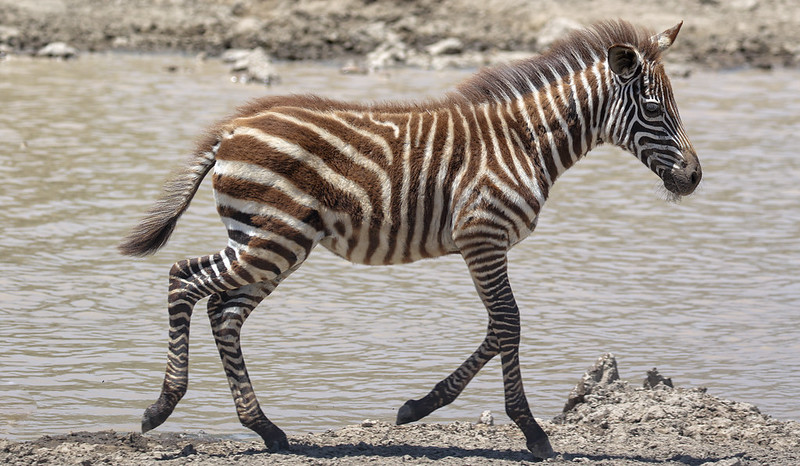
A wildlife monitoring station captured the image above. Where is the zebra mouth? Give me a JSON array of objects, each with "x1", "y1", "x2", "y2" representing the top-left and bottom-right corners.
[{"x1": 662, "y1": 161, "x2": 702, "y2": 196}]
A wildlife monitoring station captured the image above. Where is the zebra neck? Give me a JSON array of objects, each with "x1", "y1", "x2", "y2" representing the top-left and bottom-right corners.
[{"x1": 510, "y1": 61, "x2": 608, "y2": 189}]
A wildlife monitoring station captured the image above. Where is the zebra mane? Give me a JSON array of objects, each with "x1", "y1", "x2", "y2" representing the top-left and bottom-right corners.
[
  {"x1": 229, "y1": 21, "x2": 660, "y2": 118},
  {"x1": 456, "y1": 20, "x2": 661, "y2": 104}
]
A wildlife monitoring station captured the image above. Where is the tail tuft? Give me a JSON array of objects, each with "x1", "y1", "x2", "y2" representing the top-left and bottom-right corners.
[{"x1": 118, "y1": 136, "x2": 219, "y2": 257}]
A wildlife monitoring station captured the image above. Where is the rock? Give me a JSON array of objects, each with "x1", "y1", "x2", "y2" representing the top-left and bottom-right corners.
[
  {"x1": 227, "y1": 47, "x2": 279, "y2": 85},
  {"x1": 427, "y1": 51, "x2": 486, "y2": 70},
  {"x1": 231, "y1": 17, "x2": 263, "y2": 37},
  {"x1": 36, "y1": 42, "x2": 79, "y2": 59},
  {"x1": 425, "y1": 37, "x2": 463, "y2": 56},
  {"x1": 339, "y1": 60, "x2": 368, "y2": 74},
  {"x1": 364, "y1": 31, "x2": 409, "y2": 72},
  {"x1": 730, "y1": 0, "x2": 759, "y2": 11},
  {"x1": 477, "y1": 410, "x2": 494, "y2": 426},
  {"x1": 563, "y1": 353, "x2": 620, "y2": 412},
  {"x1": 643, "y1": 368, "x2": 674, "y2": 389},
  {"x1": 0, "y1": 26, "x2": 20, "y2": 46},
  {"x1": 220, "y1": 48, "x2": 252, "y2": 63}
]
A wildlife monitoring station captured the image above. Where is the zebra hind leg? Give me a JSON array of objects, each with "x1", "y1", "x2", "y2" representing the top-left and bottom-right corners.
[
  {"x1": 206, "y1": 277, "x2": 295, "y2": 452},
  {"x1": 141, "y1": 248, "x2": 259, "y2": 434}
]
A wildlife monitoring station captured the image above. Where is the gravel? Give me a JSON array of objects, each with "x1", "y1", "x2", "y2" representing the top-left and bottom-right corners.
[{"x1": 3, "y1": 357, "x2": 799, "y2": 465}]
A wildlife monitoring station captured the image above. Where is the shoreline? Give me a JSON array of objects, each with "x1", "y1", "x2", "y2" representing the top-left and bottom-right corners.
[
  {"x1": 2, "y1": 0, "x2": 800, "y2": 71},
  {"x1": 3, "y1": 358, "x2": 799, "y2": 465}
]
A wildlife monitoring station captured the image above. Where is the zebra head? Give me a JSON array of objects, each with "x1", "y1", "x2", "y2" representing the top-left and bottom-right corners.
[{"x1": 605, "y1": 22, "x2": 701, "y2": 199}]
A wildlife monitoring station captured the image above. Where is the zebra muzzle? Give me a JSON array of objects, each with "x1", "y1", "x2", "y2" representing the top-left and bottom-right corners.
[{"x1": 664, "y1": 151, "x2": 702, "y2": 196}]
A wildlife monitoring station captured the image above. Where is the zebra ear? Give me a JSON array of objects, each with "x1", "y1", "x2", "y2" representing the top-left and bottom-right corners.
[
  {"x1": 607, "y1": 44, "x2": 640, "y2": 79},
  {"x1": 653, "y1": 21, "x2": 683, "y2": 52}
]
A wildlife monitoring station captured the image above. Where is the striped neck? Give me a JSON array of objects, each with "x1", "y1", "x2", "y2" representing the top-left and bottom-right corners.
[
  {"x1": 453, "y1": 56, "x2": 612, "y2": 192},
  {"x1": 513, "y1": 59, "x2": 609, "y2": 186},
  {"x1": 452, "y1": 20, "x2": 666, "y2": 190}
]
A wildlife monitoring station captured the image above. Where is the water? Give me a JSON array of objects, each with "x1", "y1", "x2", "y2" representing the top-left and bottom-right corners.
[{"x1": 1, "y1": 54, "x2": 798, "y2": 441}]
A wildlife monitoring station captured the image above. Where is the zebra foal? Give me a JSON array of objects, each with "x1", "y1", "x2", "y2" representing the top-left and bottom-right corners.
[{"x1": 119, "y1": 20, "x2": 701, "y2": 459}]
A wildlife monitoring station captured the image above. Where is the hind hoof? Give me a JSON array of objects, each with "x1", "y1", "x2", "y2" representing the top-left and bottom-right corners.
[
  {"x1": 396, "y1": 399, "x2": 421, "y2": 425},
  {"x1": 141, "y1": 398, "x2": 176, "y2": 433}
]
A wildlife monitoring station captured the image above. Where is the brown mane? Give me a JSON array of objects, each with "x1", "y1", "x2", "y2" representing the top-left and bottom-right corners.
[
  {"x1": 456, "y1": 20, "x2": 661, "y2": 103},
  {"x1": 229, "y1": 20, "x2": 661, "y2": 118}
]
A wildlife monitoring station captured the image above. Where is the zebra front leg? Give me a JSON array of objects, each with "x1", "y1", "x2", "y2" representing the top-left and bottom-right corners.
[
  {"x1": 207, "y1": 282, "x2": 288, "y2": 452},
  {"x1": 396, "y1": 329, "x2": 499, "y2": 424},
  {"x1": 471, "y1": 253, "x2": 554, "y2": 459}
]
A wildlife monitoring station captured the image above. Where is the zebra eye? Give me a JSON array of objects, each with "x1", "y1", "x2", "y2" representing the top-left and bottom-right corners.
[{"x1": 644, "y1": 101, "x2": 662, "y2": 117}]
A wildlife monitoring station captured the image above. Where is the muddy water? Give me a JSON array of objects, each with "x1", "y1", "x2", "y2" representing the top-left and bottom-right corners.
[{"x1": 1, "y1": 55, "x2": 798, "y2": 440}]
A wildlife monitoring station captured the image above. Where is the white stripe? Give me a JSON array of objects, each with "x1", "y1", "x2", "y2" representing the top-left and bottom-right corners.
[
  {"x1": 453, "y1": 104, "x2": 488, "y2": 233},
  {"x1": 428, "y1": 109, "x2": 455, "y2": 253},
  {"x1": 214, "y1": 159, "x2": 319, "y2": 208},
  {"x1": 391, "y1": 114, "x2": 414, "y2": 264},
  {"x1": 328, "y1": 112, "x2": 394, "y2": 165},
  {"x1": 223, "y1": 217, "x2": 315, "y2": 264},
  {"x1": 482, "y1": 104, "x2": 517, "y2": 186},
  {"x1": 526, "y1": 75, "x2": 565, "y2": 179},
  {"x1": 410, "y1": 112, "x2": 437, "y2": 261},
  {"x1": 449, "y1": 105, "x2": 473, "y2": 232},
  {"x1": 541, "y1": 69, "x2": 577, "y2": 168},
  {"x1": 514, "y1": 89, "x2": 552, "y2": 188},
  {"x1": 261, "y1": 112, "x2": 392, "y2": 226},
  {"x1": 499, "y1": 102, "x2": 544, "y2": 207},
  {"x1": 215, "y1": 191, "x2": 319, "y2": 240},
  {"x1": 368, "y1": 112, "x2": 401, "y2": 139}
]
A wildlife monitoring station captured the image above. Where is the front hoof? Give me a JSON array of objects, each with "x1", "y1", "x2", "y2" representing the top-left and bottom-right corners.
[
  {"x1": 527, "y1": 435, "x2": 555, "y2": 461},
  {"x1": 259, "y1": 426, "x2": 289, "y2": 452}
]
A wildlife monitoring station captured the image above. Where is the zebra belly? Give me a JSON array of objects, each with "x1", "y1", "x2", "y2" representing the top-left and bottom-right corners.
[{"x1": 317, "y1": 208, "x2": 459, "y2": 266}]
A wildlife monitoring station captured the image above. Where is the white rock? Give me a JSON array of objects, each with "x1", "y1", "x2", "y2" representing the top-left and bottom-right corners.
[{"x1": 36, "y1": 42, "x2": 78, "y2": 59}]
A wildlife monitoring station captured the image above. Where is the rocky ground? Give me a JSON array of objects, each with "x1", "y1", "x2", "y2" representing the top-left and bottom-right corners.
[
  {"x1": 2, "y1": 0, "x2": 800, "y2": 71},
  {"x1": 2, "y1": 355, "x2": 800, "y2": 465}
]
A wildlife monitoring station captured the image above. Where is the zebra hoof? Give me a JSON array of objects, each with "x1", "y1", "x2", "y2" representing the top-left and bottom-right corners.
[
  {"x1": 141, "y1": 399, "x2": 175, "y2": 433},
  {"x1": 526, "y1": 435, "x2": 556, "y2": 460},
  {"x1": 396, "y1": 399, "x2": 420, "y2": 425},
  {"x1": 260, "y1": 428, "x2": 289, "y2": 452}
]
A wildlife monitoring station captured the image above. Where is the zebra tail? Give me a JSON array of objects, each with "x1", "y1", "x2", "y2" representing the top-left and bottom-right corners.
[{"x1": 118, "y1": 134, "x2": 220, "y2": 257}]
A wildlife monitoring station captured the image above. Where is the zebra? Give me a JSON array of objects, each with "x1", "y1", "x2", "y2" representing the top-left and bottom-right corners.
[{"x1": 119, "y1": 20, "x2": 701, "y2": 459}]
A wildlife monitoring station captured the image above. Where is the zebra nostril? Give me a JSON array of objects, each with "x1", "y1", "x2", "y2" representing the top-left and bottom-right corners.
[{"x1": 690, "y1": 170, "x2": 699, "y2": 186}]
